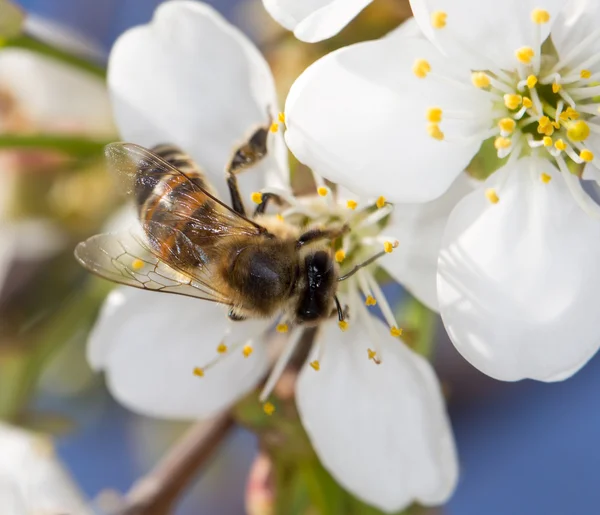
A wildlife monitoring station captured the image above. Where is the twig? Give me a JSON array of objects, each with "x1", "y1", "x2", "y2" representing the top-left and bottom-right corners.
[{"x1": 117, "y1": 412, "x2": 235, "y2": 515}]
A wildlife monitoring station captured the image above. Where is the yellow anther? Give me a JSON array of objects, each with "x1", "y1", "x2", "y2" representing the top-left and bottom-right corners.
[
  {"x1": 526, "y1": 75, "x2": 538, "y2": 88},
  {"x1": 193, "y1": 367, "x2": 204, "y2": 377},
  {"x1": 552, "y1": 120, "x2": 560, "y2": 129},
  {"x1": 540, "y1": 172, "x2": 552, "y2": 183},
  {"x1": 276, "y1": 323, "x2": 289, "y2": 333},
  {"x1": 567, "y1": 120, "x2": 590, "y2": 142},
  {"x1": 346, "y1": 199, "x2": 358, "y2": 210},
  {"x1": 543, "y1": 136, "x2": 553, "y2": 147},
  {"x1": 412, "y1": 59, "x2": 431, "y2": 78},
  {"x1": 251, "y1": 191, "x2": 263, "y2": 204},
  {"x1": 581, "y1": 69, "x2": 592, "y2": 79},
  {"x1": 270, "y1": 122, "x2": 279, "y2": 133},
  {"x1": 263, "y1": 402, "x2": 275, "y2": 416},
  {"x1": 426, "y1": 107, "x2": 443, "y2": 123},
  {"x1": 367, "y1": 348, "x2": 377, "y2": 360},
  {"x1": 132, "y1": 259, "x2": 144, "y2": 271},
  {"x1": 390, "y1": 326, "x2": 403, "y2": 337},
  {"x1": 278, "y1": 112, "x2": 286, "y2": 123},
  {"x1": 243, "y1": 344, "x2": 253, "y2": 358},
  {"x1": 580, "y1": 149, "x2": 594, "y2": 162},
  {"x1": 430, "y1": 10, "x2": 447, "y2": 29},
  {"x1": 471, "y1": 72, "x2": 491, "y2": 88},
  {"x1": 338, "y1": 320, "x2": 349, "y2": 332},
  {"x1": 485, "y1": 188, "x2": 499, "y2": 204},
  {"x1": 217, "y1": 343, "x2": 228, "y2": 354},
  {"x1": 504, "y1": 94, "x2": 522, "y2": 110},
  {"x1": 552, "y1": 82, "x2": 562, "y2": 93},
  {"x1": 376, "y1": 196, "x2": 386, "y2": 209},
  {"x1": 538, "y1": 116, "x2": 551, "y2": 127},
  {"x1": 494, "y1": 137, "x2": 512, "y2": 150},
  {"x1": 560, "y1": 107, "x2": 579, "y2": 122},
  {"x1": 427, "y1": 123, "x2": 444, "y2": 140},
  {"x1": 531, "y1": 8, "x2": 550, "y2": 24},
  {"x1": 383, "y1": 240, "x2": 397, "y2": 253},
  {"x1": 515, "y1": 46, "x2": 535, "y2": 64},
  {"x1": 276, "y1": 213, "x2": 284, "y2": 221},
  {"x1": 365, "y1": 295, "x2": 377, "y2": 306},
  {"x1": 310, "y1": 360, "x2": 320, "y2": 371},
  {"x1": 537, "y1": 117, "x2": 554, "y2": 136},
  {"x1": 317, "y1": 186, "x2": 328, "y2": 196},
  {"x1": 554, "y1": 139, "x2": 567, "y2": 151},
  {"x1": 335, "y1": 249, "x2": 346, "y2": 263},
  {"x1": 498, "y1": 118, "x2": 516, "y2": 133},
  {"x1": 522, "y1": 97, "x2": 533, "y2": 108}
]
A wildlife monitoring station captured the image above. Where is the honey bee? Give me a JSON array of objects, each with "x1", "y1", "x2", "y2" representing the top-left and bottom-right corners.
[{"x1": 76, "y1": 121, "x2": 385, "y2": 325}]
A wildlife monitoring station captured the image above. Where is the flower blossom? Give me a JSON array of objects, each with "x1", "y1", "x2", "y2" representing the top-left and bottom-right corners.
[
  {"x1": 282, "y1": 0, "x2": 600, "y2": 382},
  {"x1": 88, "y1": 1, "x2": 459, "y2": 511}
]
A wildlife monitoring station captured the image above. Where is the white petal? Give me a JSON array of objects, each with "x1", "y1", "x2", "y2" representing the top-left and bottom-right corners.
[
  {"x1": 262, "y1": 0, "x2": 373, "y2": 42},
  {"x1": 284, "y1": 35, "x2": 491, "y2": 203},
  {"x1": 296, "y1": 318, "x2": 458, "y2": 513},
  {"x1": 89, "y1": 288, "x2": 270, "y2": 418},
  {"x1": 382, "y1": 173, "x2": 475, "y2": 311},
  {"x1": 108, "y1": 1, "x2": 288, "y2": 201},
  {"x1": 438, "y1": 157, "x2": 600, "y2": 381},
  {"x1": 551, "y1": 0, "x2": 600, "y2": 71},
  {"x1": 409, "y1": 0, "x2": 565, "y2": 70},
  {"x1": 0, "y1": 49, "x2": 114, "y2": 136}
]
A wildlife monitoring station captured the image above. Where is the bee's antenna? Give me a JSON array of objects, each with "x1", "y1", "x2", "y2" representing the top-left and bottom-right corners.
[
  {"x1": 334, "y1": 295, "x2": 344, "y2": 322},
  {"x1": 337, "y1": 242, "x2": 398, "y2": 282}
]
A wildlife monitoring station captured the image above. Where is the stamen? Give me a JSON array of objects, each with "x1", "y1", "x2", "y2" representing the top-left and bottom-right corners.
[
  {"x1": 217, "y1": 343, "x2": 228, "y2": 354},
  {"x1": 504, "y1": 94, "x2": 523, "y2": 110},
  {"x1": 540, "y1": 172, "x2": 552, "y2": 183},
  {"x1": 243, "y1": 344, "x2": 253, "y2": 357},
  {"x1": 269, "y1": 123, "x2": 279, "y2": 133},
  {"x1": 555, "y1": 139, "x2": 567, "y2": 151},
  {"x1": 263, "y1": 402, "x2": 275, "y2": 415},
  {"x1": 471, "y1": 72, "x2": 491, "y2": 88},
  {"x1": 567, "y1": 120, "x2": 590, "y2": 142},
  {"x1": 376, "y1": 196, "x2": 386, "y2": 209},
  {"x1": 547, "y1": 27, "x2": 600, "y2": 75},
  {"x1": 426, "y1": 107, "x2": 443, "y2": 123},
  {"x1": 309, "y1": 360, "x2": 320, "y2": 371},
  {"x1": 412, "y1": 59, "x2": 431, "y2": 78},
  {"x1": 346, "y1": 199, "x2": 358, "y2": 210},
  {"x1": 494, "y1": 136, "x2": 512, "y2": 150},
  {"x1": 365, "y1": 295, "x2": 377, "y2": 306},
  {"x1": 430, "y1": 11, "x2": 447, "y2": 29},
  {"x1": 365, "y1": 273, "x2": 400, "y2": 331},
  {"x1": 427, "y1": 123, "x2": 444, "y2": 140},
  {"x1": 515, "y1": 46, "x2": 535, "y2": 64},
  {"x1": 259, "y1": 329, "x2": 303, "y2": 402},
  {"x1": 543, "y1": 136, "x2": 553, "y2": 147},
  {"x1": 531, "y1": 8, "x2": 550, "y2": 24},
  {"x1": 132, "y1": 259, "x2": 144, "y2": 271},
  {"x1": 317, "y1": 186, "x2": 329, "y2": 197},
  {"x1": 193, "y1": 367, "x2": 204, "y2": 377},
  {"x1": 498, "y1": 118, "x2": 516, "y2": 134},
  {"x1": 557, "y1": 155, "x2": 600, "y2": 218},
  {"x1": 485, "y1": 188, "x2": 500, "y2": 204},
  {"x1": 338, "y1": 320, "x2": 349, "y2": 331},
  {"x1": 383, "y1": 240, "x2": 398, "y2": 253},
  {"x1": 251, "y1": 192, "x2": 263, "y2": 204},
  {"x1": 580, "y1": 149, "x2": 594, "y2": 162},
  {"x1": 367, "y1": 348, "x2": 381, "y2": 365},
  {"x1": 276, "y1": 323, "x2": 289, "y2": 333},
  {"x1": 581, "y1": 69, "x2": 592, "y2": 79},
  {"x1": 278, "y1": 112, "x2": 286, "y2": 123},
  {"x1": 526, "y1": 75, "x2": 538, "y2": 88},
  {"x1": 335, "y1": 249, "x2": 346, "y2": 263},
  {"x1": 390, "y1": 326, "x2": 403, "y2": 337},
  {"x1": 552, "y1": 82, "x2": 562, "y2": 93},
  {"x1": 522, "y1": 97, "x2": 533, "y2": 108}
]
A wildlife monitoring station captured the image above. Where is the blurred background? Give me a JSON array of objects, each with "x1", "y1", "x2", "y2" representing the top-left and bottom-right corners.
[{"x1": 1, "y1": 0, "x2": 600, "y2": 514}]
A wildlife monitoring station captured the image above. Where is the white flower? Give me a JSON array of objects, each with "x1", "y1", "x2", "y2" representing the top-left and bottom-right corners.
[
  {"x1": 0, "y1": 423, "x2": 92, "y2": 514},
  {"x1": 90, "y1": 1, "x2": 458, "y2": 512},
  {"x1": 282, "y1": 0, "x2": 600, "y2": 382}
]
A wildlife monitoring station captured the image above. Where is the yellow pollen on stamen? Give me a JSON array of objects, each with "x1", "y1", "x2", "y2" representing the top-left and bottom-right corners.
[
  {"x1": 217, "y1": 343, "x2": 228, "y2": 354},
  {"x1": 412, "y1": 59, "x2": 431, "y2": 78},
  {"x1": 310, "y1": 360, "x2": 320, "y2": 371},
  {"x1": 567, "y1": 120, "x2": 590, "y2": 142},
  {"x1": 540, "y1": 172, "x2": 552, "y2": 183},
  {"x1": 390, "y1": 326, "x2": 403, "y2": 337},
  {"x1": 376, "y1": 196, "x2": 386, "y2": 209},
  {"x1": 132, "y1": 259, "x2": 144, "y2": 271},
  {"x1": 522, "y1": 97, "x2": 533, "y2": 108},
  {"x1": 515, "y1": 46, "x2": 535, "y2": 64},
  {"x1": 338, "y1": 320, "x2": 349, "y2": 331},
  {"x1": 494, "y1": 136, "x2": 512, "y2": 150},
  {"x1": 504, "y1": 94, "x2": 522, "y2": 110},
  {"x1": 427, "y1": 123, "x2": 444, "y2": 140},
  {"x1": 543, "y1": 136, "x2": 553, "y2": 147},
  {"x1": 276, "y1": 214, "x2": 284, "y2": 221},
  {"x1": 193, "y1": 367, "x2": 204, "y2": 377},
  {"x1": 581, "y1": 69, "x2": 592, "y2": 79},
  {"x1": 426, "y1": 107, "x2": 443, "y2": 123},
  {"x1": 498, "y1": 118, "x2": 516, "y2": 133},
  {"x1": 383, "y1": 240, "x2": 397, "y2": 253},
  {"x1": 278, "y1": 112, "x2": 286, "y2": 123},
  {"x1": 485, "y1": 188, "x2": 500, "y2": 204},
  {"x1": 531, "y1": 8, "x2": 550, "y2": 24},
  {"x1": 346, "y1": 199, "x2": 358, "y2": 210},
  {"x1": 552, "y1": 82, "x2": 562, "y2": 93},
  {"x1": 526, "y1": 75, "x2": 538, "y2": 88},
  {"x1": 580, "y1": 149, "x2": 594, "y2": 162},
  {"x1": 471, "y1": 72, "x2": 491, "y2": 88},
  {"x1": 334, "y1": 249, "x2": 346, "y2": 263},
  {"x1": 263, "y1": 402, "x2": 275, "y2": 416},
  {"x1": 367, "y1": 348, "x2": 377, "y2": 360},
  {"x1": 251, "y1": 192, "x2": 263, "y2": 204},
  {"x1": 365, "y1": 295, "x2": 377, "y2": 306},
  {"x1": 270, "y1": 122, "x2": 279, "y2": 133},
  {"x1": 555, "y1": 139, "x2": 567, "y2": 151},
  {"x1": 430, "y1": 10, "x2": 447, "y2": 29},
  {"x1": 276, "y1": 323, "x2": 289, "y2": 333},
  {"x1": 317, "y1": 186, "x2": 328, "y2": 197},
  {"x1": 242, "y1": 344, "x2": 253, "y2": 357}
]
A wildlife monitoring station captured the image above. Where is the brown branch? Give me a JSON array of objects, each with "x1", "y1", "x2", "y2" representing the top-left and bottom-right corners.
[{"x1": 117, "y1": 412, "x2": 235, "y2": 515}]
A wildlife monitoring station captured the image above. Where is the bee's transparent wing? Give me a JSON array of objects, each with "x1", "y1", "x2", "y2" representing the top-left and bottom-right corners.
[{"x1": 75, "y1": 226, "x2": 232, "y2": 304}]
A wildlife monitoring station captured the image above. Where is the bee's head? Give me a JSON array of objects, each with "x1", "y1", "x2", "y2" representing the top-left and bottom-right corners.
[{"x1": 295, "y1": 249, "x2": 338, "y2": 325}]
